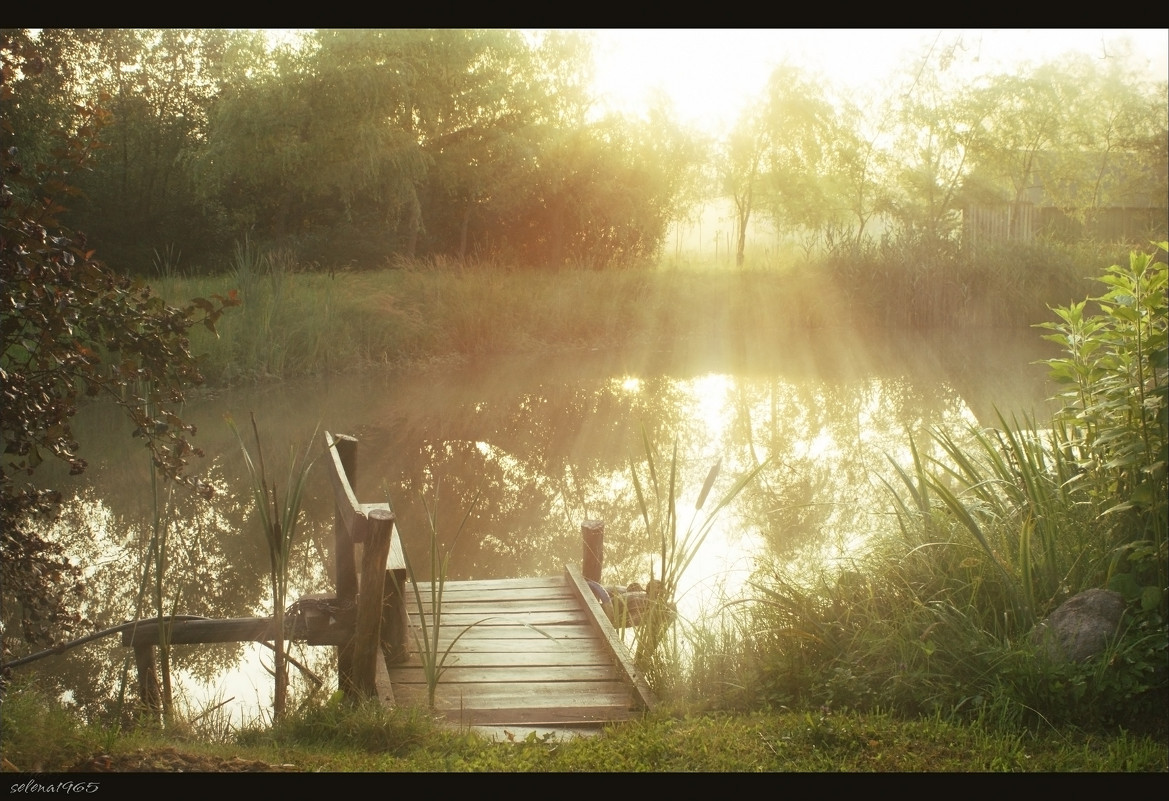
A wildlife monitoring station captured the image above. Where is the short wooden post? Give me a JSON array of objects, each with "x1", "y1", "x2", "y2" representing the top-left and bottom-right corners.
[
  {"x1": 332, "y1": 434, "x2": 360, "y2": 698},
  {"x1": 353, "y1": 508, "x2": 394, "y2": 698},
  {"x1": 381, "y1": 566, "x2": 411, "y2": 665},
  {"x1": 133, "y1": 644, "x2": 163, "y2": 721},
  {"x1": 582, "y1": 519, "x2": 604, "y2": 583}
]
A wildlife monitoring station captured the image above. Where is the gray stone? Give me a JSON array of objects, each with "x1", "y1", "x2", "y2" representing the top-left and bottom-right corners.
[{"x1": 1031, "y1": 588, "x2": 1126, "y2": 663}]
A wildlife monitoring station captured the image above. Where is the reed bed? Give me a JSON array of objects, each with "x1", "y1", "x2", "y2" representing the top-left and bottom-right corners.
[{"x1": 152, "y1": 237, "x2": 1106, "y2": 389}]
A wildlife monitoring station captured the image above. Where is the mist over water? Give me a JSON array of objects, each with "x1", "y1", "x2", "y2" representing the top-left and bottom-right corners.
[{"x1": 25, "y1": 329, "x2": 1058, "y2": 724}]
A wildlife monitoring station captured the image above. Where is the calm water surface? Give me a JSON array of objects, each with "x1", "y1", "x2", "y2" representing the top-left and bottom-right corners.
[{"x1": 25, "y1": 328, "x2": 1059, "y2": 724}]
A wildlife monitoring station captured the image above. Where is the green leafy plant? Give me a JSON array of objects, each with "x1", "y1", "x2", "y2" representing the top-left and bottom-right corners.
[
  {"x1": 1035, "y1": 243, "x2": 1168, "y2": 616},
  {"x1": 227, "y1": 414, "x2": 319, "y2": 723}
]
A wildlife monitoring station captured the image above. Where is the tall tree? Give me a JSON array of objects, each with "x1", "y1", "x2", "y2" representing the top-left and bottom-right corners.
[
  {"x1": 885, "y1": 40, "x2": 994, "y2": 244},
  {"x1": 1, "y1": 35, "x2": 238, "y2": 652}
]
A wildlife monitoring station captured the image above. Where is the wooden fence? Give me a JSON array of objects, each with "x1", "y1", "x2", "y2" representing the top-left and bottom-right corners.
[{"x1": 964, "y1": 203, "x2": 1167, "y2": 250}]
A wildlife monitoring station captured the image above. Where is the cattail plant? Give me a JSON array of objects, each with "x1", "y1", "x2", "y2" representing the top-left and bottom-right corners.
[{"x1": 629, "y1": 427, "x2": 768, "y2": 670}]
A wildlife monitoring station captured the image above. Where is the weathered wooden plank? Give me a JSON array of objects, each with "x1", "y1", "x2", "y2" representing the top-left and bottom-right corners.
[
  {"x1": 403, "y1": 611, "x2": 587, "y2": 627},
  {"x1": 393, "y1": 681, "x2": 634, "y2": 708},
  {"x1": 401, "y1": 702, "x2": 634, "y2": 727},
  {"x1": 406, "y1": 597, "x2": 581, "y2": 613},
  {"x1": 325, "y1": 431, "x2": 363, "y2": 542},
  {"x1": 410, "y1": 576, "x2": 566, "y2": 592},
  {"x1": 402, "y1": 623, "x2": 597, "y2": 641},
  {"x1": 400, "y1": 637, "x2": 606, "y2": 657},
  {"x1": 387, "y1": 664, "x2": 621, "y2": 684},
  {"x1": 401, "y1": 637, "x2": 596, "y2": 653},
  {"x1": 564, "y1": 564, "x2": 656, "y2": 712},
  {"x1": 388, "y1": 648, "x2": 613, "y2": 668},
  {"x1": 122, "y1": 616, "x2": 328, "y2": 646},
  {"x1": 411, "y1": 585, "x2": 573, "y2": 602}
]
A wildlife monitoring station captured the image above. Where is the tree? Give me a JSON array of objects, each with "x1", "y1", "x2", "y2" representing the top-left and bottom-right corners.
[
  {"x1": 1, "y1": 35, "x2": 238, "y2": 652},
  {"x1": 820, "y1": 92, "x2": 893, "y2": 250},
  {"x1": 719, "y1": 105, "x2": 768, "y2": 267},
  {"x1": 885, "y1": 41, "x2": 993, "y2": 244},
  {"x1": 757, "y1": 65, "x2": 837, "y2": 239}
]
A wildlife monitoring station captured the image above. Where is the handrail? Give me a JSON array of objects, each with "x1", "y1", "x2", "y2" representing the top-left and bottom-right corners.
[{"x1": 564, "y1": 563, "x2": 656, "y2": 711}]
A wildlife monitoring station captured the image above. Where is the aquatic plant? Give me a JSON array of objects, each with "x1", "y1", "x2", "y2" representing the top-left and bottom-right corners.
[
  {"x1": 397, "y1": 485, "x2": 481, "y2": 709},
  {"x1": 227, "y1": 413, "x2": 318, "y2": 723},
  {"x1": 629, "y1": 428, "x2": 768, "y2": 670}
]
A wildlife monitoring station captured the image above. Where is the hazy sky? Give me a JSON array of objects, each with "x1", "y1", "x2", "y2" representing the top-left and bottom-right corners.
[{"x1": 587, "y1": 29, "x2": 1169, "y2": 134}]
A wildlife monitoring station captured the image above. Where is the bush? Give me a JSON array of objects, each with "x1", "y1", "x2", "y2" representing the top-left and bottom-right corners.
[{"x1": 742, "y1": 244, "x2": 1169, "y2": 728}]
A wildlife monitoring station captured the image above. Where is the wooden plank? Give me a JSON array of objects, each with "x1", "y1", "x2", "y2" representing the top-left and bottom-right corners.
[
  {"x1": 401, "y1": 703, "x2": 634, "y2": 727},
  {"x1": 413, "y1": 585, "x2": 574, "y2": 602},
  {"x1": 393, "y1": 681, "x2": 634, "y2": 708},
  {"x1": 388, "y1": 648, "x2": 614, "y2": 668},
  {"x1": 402, "y1": 611, "x2": 587, "y2": 627},
  {"x1": 387, "y1": 665, "x2": 621, "y2": 684},
  {"x1": 564, "y1": 564, "x2": 656, "y2": 712},
  {"x1": 401, "y1": 623, "x2": 597, "y2": 641},
  {"x1": 410, "y1": 576, "x2": 566, "y2": 592},
  {"x1": 325, "y1": 431, "x2": 362, "y2": 542},
  {"x1": 406, "y1": 597, "x2": 582, "y2": 614},
  {"x1": 122, "y1": 617, "x2": 299, "y2": 646},
  {"x1": 400, "y1": 636, "x2": 608, "y2": 656}
]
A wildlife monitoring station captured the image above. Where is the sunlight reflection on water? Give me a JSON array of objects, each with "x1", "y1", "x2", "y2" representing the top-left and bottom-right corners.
[{"x1": 25, "y1": 330, "x2": 1056, "y2": 725}]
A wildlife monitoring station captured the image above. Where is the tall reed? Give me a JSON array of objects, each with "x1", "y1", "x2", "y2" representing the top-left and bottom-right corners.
[
  {"x1": 628, "y1": 428, "x2": 768, "y2": 670},
  {"x1": 397, "y1": 486, "x2": 481, "y2": 709},
  {"x1": 227, "y1": 414, "x2": 318, "y2": 723}
]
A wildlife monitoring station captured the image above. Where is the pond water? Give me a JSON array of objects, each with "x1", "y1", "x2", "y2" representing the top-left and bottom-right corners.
[{"x1": 21, "y1": 328, "x2": 1060, "y2": 726}]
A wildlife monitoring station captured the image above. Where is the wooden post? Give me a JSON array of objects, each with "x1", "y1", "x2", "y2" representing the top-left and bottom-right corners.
[
  {"x1": 133, "y1": 645, "x2": 163, "y2": 721},
  {"x1": 381, "y1": 565, "x2": 411, "y2": 665},
  {"x1": 582, "y1": 519, "x2": 604, "y2": 583},
  {"x1": 331, "y1": 434, "x2": 360, "y2": 698},
  {"x1": 353, "y1": 508, "x2": 394, "y2": 698}
]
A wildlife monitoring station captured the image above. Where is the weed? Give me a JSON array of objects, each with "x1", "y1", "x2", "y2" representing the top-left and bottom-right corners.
[{"x1": 227, "y1": 414, "x2": 319, "y2": 723}]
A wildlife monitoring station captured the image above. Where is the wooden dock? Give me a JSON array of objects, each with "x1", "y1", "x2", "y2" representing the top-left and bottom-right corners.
[
  {"x1": 116, "y1": 431, "x2": 655, "y2": 732},
  {"x1": 379, "y1": 565, "x2": 655, "y2": 731}
]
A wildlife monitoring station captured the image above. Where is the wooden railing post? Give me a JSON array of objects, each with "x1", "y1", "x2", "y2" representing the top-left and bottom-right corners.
[
  {"x1": 353, "y1": 508, "x2": 394, "y2": 698},
  {"x1": 381, "y1": 566, "x2": 410, "y2": 665},
  {"x1": 582, "y1": 519, "x2": 604, "y2": 583},
  {"x1": 331, "y1": 434, "x2": 360, "y2": 698},
  {"x1": 326, "y1": 431, "x2": 410, "y2": 704}
]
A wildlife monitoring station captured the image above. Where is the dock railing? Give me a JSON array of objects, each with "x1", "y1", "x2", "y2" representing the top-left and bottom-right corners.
[{"x1": 123, "y1": 431, "x2": 409, "y2": 712}]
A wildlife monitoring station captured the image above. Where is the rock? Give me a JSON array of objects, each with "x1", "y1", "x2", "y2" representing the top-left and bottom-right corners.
[{"x1": 1031, "y1": 589, "x2": 1126, "y2": 663}]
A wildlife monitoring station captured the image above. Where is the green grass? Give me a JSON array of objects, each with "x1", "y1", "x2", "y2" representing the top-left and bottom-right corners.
[
  {"x1": 149, "y1": 238, "x2": 1111, "y2": 388},
  {"x1": 1, "y1": 678, "x2": 1164, "y2": 771}
]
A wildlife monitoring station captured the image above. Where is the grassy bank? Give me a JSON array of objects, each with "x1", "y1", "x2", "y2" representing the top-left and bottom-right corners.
[
  {"x1": 3, "y1": 243, "x2": 1164, "y2": 773},
  {"x1": 3, "y1": 679, "x2": 1165, "y2": 772},
  {"x1": 153, "y1": 238, "x2": 1116, "y2": 386}
]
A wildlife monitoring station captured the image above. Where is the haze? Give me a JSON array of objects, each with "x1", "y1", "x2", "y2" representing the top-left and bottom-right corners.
[{"x1": 587, "y1": 28, "x2": 1169, "y2": 134}]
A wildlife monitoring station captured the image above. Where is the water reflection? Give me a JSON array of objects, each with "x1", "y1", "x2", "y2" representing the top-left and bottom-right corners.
[{"x1": 18, "y1": 329, "x2": 1056, "y2": 723}]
